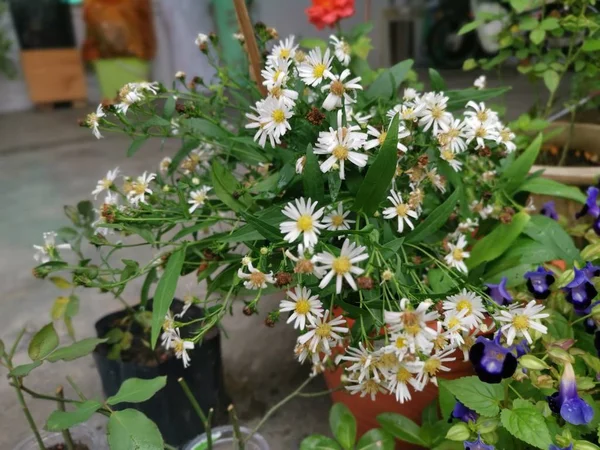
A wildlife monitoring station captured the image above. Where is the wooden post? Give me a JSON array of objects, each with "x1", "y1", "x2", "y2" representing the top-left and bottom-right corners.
[{"x1": 233, "y1": 0, "x2": 268, "y2": 97}]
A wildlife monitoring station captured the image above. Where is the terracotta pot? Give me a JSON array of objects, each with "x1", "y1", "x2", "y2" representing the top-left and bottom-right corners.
[{"x1": 324, "y1": 309, "x2": 475, "y2": 450}]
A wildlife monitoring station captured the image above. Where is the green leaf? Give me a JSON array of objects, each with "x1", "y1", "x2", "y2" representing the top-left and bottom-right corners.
[
  {"x1": 126, "y1": 136, "x2": 148, "y2": 157},
  {"x1": 429, "y1": 268, "x2": 456, "y2": 294},
  {"x1": 519, "y1": 16, "x2": 539, "y2": 31},
  {"x1": 389, "y1": 59, "x2": 414, "y2": 87},
  {"x1": 150, "y1": 247, "x2": 185, "y2": 348},
  {"x1": 583, "y1": 39, "x2": 600, "y2": 52},
  {"x1": 518, "y1": 177, "x2": 586, "y2": 204},
  {"x1": 501, "y1": 133, "x2": 542, "y2": 194},
  {"x1": 483, "y1": 237, "x2": 558, "y2": 280},
  {"x1": 28, "y1": 323, "x2": 59, "y2": 361},
  {"x1": 45, "y1": 400, "x2": 102, "y2": 431},
  {"x1": 172, "y1": 217, "x2": 222, "y2": 241},
  {"x1": 458, "y1": 21, "x2": 481, "y2": 35},
  {"x1": 446, "y1": 87, "x2": 510, "y2": 111},
  {"x1": 500, "y1": 399, "x2": 553, "y2": 449},
  {"x1": 210, "y1": 160, "x2": 253, "y2": 212},
  {"x1": 0, "y1": 339, "x2": 4, "y2": 356},
  {"x1": 46, "y1": 338, "x2": 106, "y2": 362},
  {"x1": 299, "y1": 38, "x2": 328, "y2": 51},
  {"x1": 66, "y1": 295, "x2": 79, "y2": 318},
  {"x1": 184, "y1": 118, "x2": 228, "y2": 139},
  {"x1": 51, "y1": 296, "x2": 70, "y2": 320},
  {"x1": 304, "y1": 144, "x2": 325, "y2": 203},
  {"x1": 439, "y1": 380, "x2": 457, "y2": 421},
  {"x1": 163, "y1": 95, "x2": 176, "y2": 119},
  {"x1": 530, "y1": 28, "x2": 546, "y2": 45},
  {"x1": 377, "y1": 413, "x2": 426, "y2": 446},
  {"x1": 107, "y1": 376, "x2": 167, "y2": 405},
  {"x1": 329, "y1": 403, "x2": 357, "y2": 450},
  {"x1": 429, "y1": 68, "x2": 447, "y2": 91},
  {"x1": 50, "y1": 276, "x2": 72, "y2": 289},
  {"x1": 523, "y1": 215, "x2": 580, "y2": 264},
  {"x1": 300, "y1": 435, "x2": 342, "y2": 450},
  {"x1": 540, "y1": 17, "x2": 559, "y2": 30},
  {"x1": 239, "y1": 211, "x2": 282, "y2": 242},
  {"x1": 9, "y1": 361, "x2": 42, "y2": 377},
  {"x1": 467, "y1": 211, "x2": 530, "y2": 270},
  {"x1": 356, "y1": 429, "x2": 395, "y2": 450},
  {"x1": 545, "y1": 310, "x2": 574, "y2": 339},
  {"x1": 442, "y1": 376, "x2": 504, "y2": 417},
  {"x1": 405, "y1": 190, "x2": 459, "y2": 244},
  {"x1": 353, "y1": 115, "x2": 399, "y2": 215},
  {"x1": 107, "y1": 409, "x2": 163, "y2": 450},
  {"x1": 543, "y1": 70, "x2": 560, "y2": 93},
  {"x1": 365, "y1": 60, "x2": 413, "y2": 99}
]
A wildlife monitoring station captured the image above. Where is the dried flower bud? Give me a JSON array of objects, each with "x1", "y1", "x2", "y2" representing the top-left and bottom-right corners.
[
  {"x1": 203, "y1": 249, "x2": 218, "y2": 261},
  {"x1": 306, "y1": 107, "x2": 325, "y2": 125},
  {"x1": 357, "y1": 276, "x2": 374, "y2": 290},
  {"x1": 478, "y1": 147, "x2": 492, "y2": 157},
  {"x1": 448, "y1": 212, "x2": 458, "y2": 222},
  {"x1": 275, "y1": 272, "x2": 293, "y2": 287},
  {"x1": 232, "y1": 191, "x2": 241, "y2": 200},
  {"x1": 412, "y1": 255, "x2": 422, "y2": 265},
  {"x1": 196, "y1": 261, "x2": 209, "y2": 274},
  {"x1": 499, "y1": 207, "x2": 515, "y2": 224},
  {"x1": 417, "y1": 155, "x2": 429, "y2": 167},
  {"x1": 175, "y1": 103, "x2": 187, "y2": 114},
  {"x1": 175, "y1": 71, "x2": 186, "y2": 80},
  {"x1": 243, "y1": 304, "x2": 256, "y2": 316},
  {"x1": 267, "y1": 27, "x2": 278, "y2": 39},
  {"x1": 264, "y1": 315, "x2": 276, "y2": 327},
  {"x1": 482, "y1": 191, "x2": 493, "y2": 201}
]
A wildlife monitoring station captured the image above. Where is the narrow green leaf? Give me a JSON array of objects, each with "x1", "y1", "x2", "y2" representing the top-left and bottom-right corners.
[
  {"x1": 446, "y1": 87, "x2": 510, "y2": 111},
  {"x1": 518, "y1": 177, "x2": 586, "y2": 204},
  {"x1": 377, "y1": 413, "x2": 426, "y2": 446},
  {"x1": 405, "y1": 190, "x2": 459, "y2": 243},
  {"x1": 583, "y1": 39, "x2": 600, "y2": 52},
  {"x1": 329, "y1": 403, "x2": 357, "y2": 450},
  {"x1": 458, "y1": 20, "x2": 481, "y2": 35},
  {"x1": 163, "y1": 95, "x2": 176, "y2": 119},
  {"x1": 299, "y1": 38, "x2": 328, "y2": 51},
  {"x1": 501, "y1": 133, "x2": 543, "y2": 194},
  {"x1": 0, "y1": 339, "x2": 4, "y2": 356},
  {"x1": 365, "y1": 59, "x2": 413, "y2": 99},
  {"x1": 353, "y1": 115, "x2": 399, "y2": 215},
  {"x1": 184, "y1": 118, "x2": 228, "y2": 139},
  {"x1": 304, "y1": 144, "x2": 325, "y2": 203},
  {"x1": 150, "y1": 247, "x2": 185, "y2": 348},
  {"x1": 543, "y1": 70, "x2": 560, "y2": 93},
  {"x1": 172, "y1": 217, "x2": 222, "y2": 241},
  {"x1": 500, "y1": 399, "x2": 553, "y2": 449},
  {"x1": 45, "y1": 401, "x2": 102, "y2": 431},
  {"x1": 239, "y1": 211, "x2": 282, "y2": 242},
  {"x1": 300, "y1": 435, "x2": 342, "y2": 450},
  {"x1": 210, "y1": 160, "x2": 253, "y2": 212},
  {"x1": 483, "y1": 237, "x2": 558, "y2": 280},
  {"x1": 467, "y1": 212, "x2": 530, "y2": 270},
  {"x1": 46, "y1": 338, "x2": 107, "y2": 362},
  {"x1": 107, "y1": 409, "x2": 163, "y2": 450},
  {"x1": 126, "y1": 136, "x2": 148, "y2": 157},
  {"x1": 429, "y1": 68, "x2": 447, "y2": 91},
  {"x1": 422, "y1": 400, "x2": 439, "y2": 425},
  {"x1": 389, "y1": 59, "x2": 414, "y2": 88},
  {"x1": 140, "y1": 267, "x2": 157, "y2": 308},
  {"x1": 9, "y1": 361, "x2": 42, "y2": 377},
  {"x1": 523, "y1": 215, "x2": 580, "y2": 264},
  {"x1": 28, "y1": 323, "x2": 59, "y2": 361},
  {"x1": 107, "y1": 376, "x2": 167, "y2": 405},
  {"x1": 356, "y1": 429, "x2": 395, "y2": 450},
  {"x1": 442, "y1": 376, "x2": 504, "y2": 417}
]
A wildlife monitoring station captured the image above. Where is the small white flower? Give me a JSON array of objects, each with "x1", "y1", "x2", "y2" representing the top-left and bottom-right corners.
[
  {"x1": 279, "y1": 286, "x2": 324, "y2": 330},
  {"x1": 470, "y1": 201, "x2": 494, "y2": 220},
  {"x1": 161, "y1": 312, "x2": 178, "y2": 348},
  {"x1": 298, "y1": 47, "x2": 334, "y2": 87},
  {"x1": 384, "y1": 299, "x2": 438, "y2": 354},
  {"x1": 443, "y1": 309, "x2": 470, "y2": 346},
  {"x1": 172, "y1": 331, "x2": 195, "y2": 368},
  {"x1": 437, "y1": 118, "x2": 467, "y2": 153},
  {"x1": 175, "y1": 70, "x2": 186, "y2": 79},
  {"x1": 115, "y1": 83, "x2": 145, "y2": 115},
  {"x1": 280, "y1": 197, "x2": 325, "y2": 248},
  {"x1": 439, "y1": 147, "x2": 463, "y2": 172},
  {"x1": 418, "y1": 348, "x2": 456, "y2": 387},
  {"x1": 241, "y1": 256, "x2": 252, "y2": 266},
  {"x1": 92, "y1": 167, "x2": 120, "y2": 198},
  {"x1": 346, "y1": 107, "x2": 373, "y2": 126},
  {"x1": 195, "y1": 33, "x2": 209, "y2": 47},
  {"x1": 345, "y1": 376, "x2": 387, "y2": 402},
  {"x1": 316, "y1": 239, "x2": 369, "y2": 294},
  {"x1": 464, "y1": 101, "x2": 498, "y2": 124},
  {"x1": 382, "y1": 190, "x2": 419, "y2": 233},
  {"x1": 261, "y1": 58, "x2": 291, "y2": 90},
  {"x1": 178, "y1": 288, "x2": 196, "y2": 318},
  {"x1": 385, "y1": 361, "x2": 424, "y2": 403},
  {"x1": 499, "y1": 126, "x2": 516, "y2": 153},
  {"x1": 86, "y1": 104, "x2": 105, "y2": 139},
  {"x1": 233, "y1": 32, "x2": 245, "y2": 42},
  {"x1": 444, "y1": 234, "x2": 470, "y2": 273},
  {"x1": 127, "y1": 171, "x2": 156, "y2": 206},
  {"x1": 496, "y1": 300, "x2": 549, "y2": 345},
  {"x1": 364, "y1": 123, "x2": 409, "y2": 153},
  {"x1": 285, "y1": 244, "x2": 325, "y2": 278},
  {"x1": 329, "y1": 35, "x2": 351, "y2": 66},
  {"x1": 473, "y1": 75, "x2": 486, "y2": 90},
  {"x1": 381, "y1": 269, "x2": 394, "y2": 283},
  {"x1": 417, "y1": 92, "x2": 452, "y2": 135},
  {"x1": 427, "y1": 168, "x2": 446, "y2": 193},
  {"x1": 321, "y1": 70, "x2": 362, "y2": 111},
  {"x1": 245, "y1": 96, "x2": 293, "y2": 148},
  {"x1": 403, "y1": 88, "x2": 419, "y2": 101},
  {"x1": 443, "y1": 289, "x2": 486, "y2": 330},
  {"x1": 464, "y1": 117, "x2": 500, "y2": 149},
  {"x1": 295, "y1": 156, "x2": 306, "y2": 174},
  {"x1": 336, "y1": 342, "x2": 374, "y2": 382},
  {"x1": 188, "y1": 186, "x2": 211, "y2": 213},
  {"x1": 482, "y1": 170, "x2": 496, "y2": 182},
  {"x1": 33, "y1": 231, "x2": 71, "y2": 263},
  {"x1": 237, "y1": 261, "x2": 275, "y2": 290},
  {"x1": 268, "y1": 35, "x2": 297, "y2": 63},
  {"x1": 298, "y1": 310, "x2": 349, "y2": 353},
  {"x1": 323, "y1": 203, "x2": 354, "y2": 231},
  {"x1": 159, "y1": 157, "x2": 172, "y2": 175}
]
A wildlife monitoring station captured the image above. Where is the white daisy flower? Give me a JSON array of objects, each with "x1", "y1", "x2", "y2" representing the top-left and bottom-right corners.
[
  {"x1": 280, "y1": 197, "x2": 325, "y2": 248},
  {"x1": 345, "y1": 376, "x2": 387, "y2": 402},
  {"x1": 268, "y1": 82, "x2": 299, "y2": 109},
  {"x1": 473, "y1": 75, "x2": 486, "y2": 90},
  {"x1": 329, "y1": 35, "x2": 351, "y2": 66},
  {"x1": 443, "y1": 289, "x2": 486, "y2": 330},
  {"x1": 127, "y1": 171, "x2": 156, "y2": 206},
  {"x1": 298, "y1": 309, "x2": 349, "y2": 353},
  {"x1": 298, "y1": 47, "x2": 333, "y2": 86},
  {"x1": 439, "y1": 148, "x2": 463, "y2": 172},
  {"x1": 417, "y1": 92, "x2": 452, "y2": 135},
  {"x1": 386, "y1": 332, "x2": 412, "y2": 359},
  {"x1": 470, "y1": 201, "x2": 495, "y2": 219},
  {"x1": 245, "y1": 96, "x2": 293, "y2": 148},
  {"x1": 86, "y1": 104, "x2": 105, "y2": 139},
  {"x1": 285, "y1": 244, "x2": 326, "y2": 278},
  {"x1": 385, "y1": 361, "x2": 424, "y2": 403},
  {"x1": 384, "y1": 299, "x2": 438, "y2": 354},
  {"x1": 499, "y1": 126, "x2": 516, "y2": 153},
  {"x1": 364, "y1": 123, "x2": 409, "y2": 153},
  {"x1": 386, "y1": 102, "x2": 425, "y2": 122},
  {"x1": 115, "y1": 83, "x2": 145, "y2": 115},
  {"x1": 321, "y1": 69, "x2": 362, "y2": 111},
  {"x1": 346, "y1": 106, "x2": 373, "y2": 125},
  {"x1": 237, "y1": 261, "x2": 275, "y2": 290},
  {"x1": 188, "y1": 186, "x2": 211, "y2": 213},
  {"x1": 33, "y1": 231, "x2": 71, "y2": 264},
  {"x1": 261, "y1": 58, "x2": 291, "y2": 90},
  {"x1": 172, "y1": 331, "x2": 195, "y2": 368},
  {"x1": 403, "y1": 88, "x2": 419, "y2": 101},
  {"x1": 323, "y1": 203, "x2": 354, "y2": 231},
  {"x1": 443, "y1": 309, "x2": 470, "y2": 347},
  {"x1": 161, "y1": 311, "x2": 177, "y2": 348},
  {"x1": 496, "y1": 300, "x2": 549, "y2": 346},
  {"x1": 295, "y1": 156, "x2": 306, "y2": 174},
  {"x1": 336, "y1": 342, "x2": 374, "y2": 382},
  {"x1": 268, "y1": 35, "x2": 297, "y2": 63},
  {"x1": 437, "y1": 118, "x2": 467, "y2": 153},
  {"x1": 464, "y1": 101, "x2": 498, "y2": 124},
  {"x1": 92, "y1": 167, "x2": 120, "y2": 198},
  {"x1": 444, "y1": 234, "x2": 470, "y2": 273},
  {"x1": 159, "y1": 157, "x2": 172, "y2": 175},
  {"x1": 294, "y1": 339, "x2": 322, "y2": 366},
  {"x1": 195, "y1": 33, "x2": 209, "y2": 47},
  {"x1": 464, "y1": 117, "x2": 500, "y2": 149},
  {"x1": 316, "y1": 239, "x2": 369, "y2": 294},
  {"x1": 382, "y1": 190, "x2": 419, "y2": 233},
  {"x1": 279, "y1": 286, "x2": 324, "y2": 330},
  {"x1": 427, "y1": 167, "x2": 446, "y2": 193},
  {"x1": 417, "y1": 348, "x2": 456, "y2": 387},
  {"x1": 177, "y1": 287, "x2": 197, "y2": 319}
]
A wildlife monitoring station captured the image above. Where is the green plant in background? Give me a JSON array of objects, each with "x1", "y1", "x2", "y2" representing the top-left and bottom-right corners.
[{"x1": 0, "y1": 0, "x2": 16, "y2": 78}]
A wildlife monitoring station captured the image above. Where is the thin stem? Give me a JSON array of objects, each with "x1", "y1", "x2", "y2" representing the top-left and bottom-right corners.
[
  {"x1": 66, "y1": 376, "x2": 86, "y2": 401},
  {"x1": 297, "y1": 386, "x2": 344, "y2": 398},
  {"x1": 12, "y1": 380, "x2": 45, "y2": 449},
  {"x1": 508, "y1": 383, "x2": 523, "y2": 400},
  {"x1": 206, "y1": 408, "x2": 214, "y2": 450},
  {"x1": 228, "y1": 404, "x2": 244, "y2": 450},
  {"x1": 9, "y1": 328, "x2": 27, "y2": 360},
  {"x1": 557, "y1": 108, "x2": 576, "y2": 167},
  {"x1": 14, "y1": 383, "x2": 81, "y2": 404},
  {"x1": 56, "y1": 387, "x2": 75, "y2": 450},
  {"x1": 177, "y1": 378, "x2": 209, "y2": 425}
]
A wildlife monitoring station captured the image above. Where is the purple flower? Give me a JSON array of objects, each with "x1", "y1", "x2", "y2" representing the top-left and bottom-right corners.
[
  {"x1": 549, "y1": 445, "x2": 573, "y2": 450},
  {"x1": 464, "y1": 435, "x2": 494, "y2": 450},
  {"x1": 563, "y1": 268, "x2": 597, "y2": 312},
  {"x1": 541, "y1": 201, "x2": 558, "y2": 220},
  {"x1": 524, "y1": 266, "x2": 555, "y2": 300},
  {"x1": 469, "y1": 333, "x2": 518, "y2": 384},
  {"x1": 576, "y1": 187, "x2": 600, "y2": 234},
  {"x1": 594, "y1": 331, "x2": 600, "y2": 357},
  {"x1": 547, "y1": 362, "x2": 594, "y2": 425},
  {"x1": 451, "y1": 401, "x2": 478, "y2": 423},
  {"x1": 583, "y1": 261, "x2": 600, "y2": 279},
  {"x1": 485, "y1": 277, "x2": 513, "y2": 306}
]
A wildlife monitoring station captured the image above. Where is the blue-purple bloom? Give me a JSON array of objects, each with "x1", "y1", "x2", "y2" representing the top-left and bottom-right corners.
[
  {"x1": 583, "y1": 261, "x2": 600, "y2": 279},
  {"x1": 541, "y1": 201, "x2": 558, "y2": 220},
  {"x1": 464, "y1": 435, "x2": 494, "y2": 450},
  {"x1": 524, "y1": 266, "x2": 555, "y2": 300},
  {"x1": 547, "y1": 362, "x2": 594, "y2": 425},
  {"x1": 469, "y1": 333, "x2": 518, "y2": 384},
  {"x1": 451, "y1": 401, "x2": 478, "y2": 423},
  {"x1": 563, "y1": 268, "x2": 597, "y2": 312},
  {"x1": 549, "y1": 444, "x2": 573, "y2": 450},
  {"x1": 576, "y1": 186, "x2": 600, "y2": 234},
  {"x1": 485, "y1": 277, "x2": 513, "y2": 306}
]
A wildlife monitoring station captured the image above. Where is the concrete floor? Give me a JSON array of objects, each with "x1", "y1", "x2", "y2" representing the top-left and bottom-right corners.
[{"x1": 0, "y1": 69, "x2": 545, "y2": 449}]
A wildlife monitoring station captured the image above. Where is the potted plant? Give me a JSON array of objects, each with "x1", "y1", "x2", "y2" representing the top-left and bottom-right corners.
[{"x1": 82, "y1": 0, "x2": 156, "y2": 101}]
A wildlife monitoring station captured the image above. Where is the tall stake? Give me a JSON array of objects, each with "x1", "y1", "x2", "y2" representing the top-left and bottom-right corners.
[{"x1": 233, "y1": 0, "x2": 267, "y2": 97}]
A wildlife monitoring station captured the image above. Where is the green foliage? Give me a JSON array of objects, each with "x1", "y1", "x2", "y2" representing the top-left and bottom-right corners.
[
  {"x1": 329, "y1": 403, "x2": 357, "y2": 450},
  {"x1": 107, "y1": 376, "x2": 167, "y2": 405},
  {"x1": 45, "y1": 401, "x2": 103, "y2": 431},
  {"x1": 500, "y1": 399, "x2": 553, "y2": 449},
  {"x1": 377, "y1": 413, "x2": 426, "y2": 446},
  {"x1": 304, "y1": 144, "x2": 325, "y2": 203},
  {"x1": 28, "y1": 323, "x2": 59, "y2": 361},
  {"x1": 46, "y1": 338, "x2": 107, "y2": 362},
  {"x1": 107, "y1": 409, "x2": 163, "y2": 450},
  {"x1": 442, "y1": 377, "x2": 504, "y2": 417}
]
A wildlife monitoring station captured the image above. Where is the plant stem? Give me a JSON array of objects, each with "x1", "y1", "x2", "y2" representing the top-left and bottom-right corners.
[
  {"x1": 12, "y1": 380, "x2": 46, "y2": 449},
  {"x1": 56, "y1": 387, "x2": 75, "y2": 450},
  {"x1": 9, "y1": 328, "x2": 27, "y2": 360},
  {"x1": 66, "y1": 376, "x2": 86, "y2": 401},
  {"x1": 206, "y1": 408, "x2": 214, "y2": 450},
  {"x1": 228, "y1": 404, "x2": 244, "y2": 450},
  {"x1": 177, "y1": 378, "x2": 209, "y2": 425},
  {"x1": 297, "y1": 386, "x2": 343, "y2": 398},
  {"x1": 558, "y1": 108, "x2": 576, "y2": 167}
]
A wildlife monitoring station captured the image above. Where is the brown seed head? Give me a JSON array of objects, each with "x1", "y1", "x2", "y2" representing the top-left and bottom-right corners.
[
  {"x1": 478, "y1": 146, "x2": 492, "y2": 157},
  {"x1": 275, "y1": 272, "x2": 293, "y2": 287},
  {"x1": 417, "y1": 155, "x2": 429, "y2": 167},
  {"x1": 357, "y1": 276, "x2": 374, "y2": 290},
  {"x1": 306, "y1": 107, "x2": 325, "y2": 126}
]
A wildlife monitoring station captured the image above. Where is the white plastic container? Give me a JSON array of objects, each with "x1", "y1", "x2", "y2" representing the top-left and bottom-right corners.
[
  {"x1": 182, "y1": 426, "x2": 269, "y2": 450},
  {"x1": 14, "y1": 424, "x2": 105, "y2": 450}
]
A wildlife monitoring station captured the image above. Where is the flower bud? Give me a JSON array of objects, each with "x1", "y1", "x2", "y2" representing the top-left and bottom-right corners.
[
  {"x1": 275, "y1": 272, "x2": 293, "y2": 287},
  {"x1": 480, "y1": 431, "x2": 498, "y2": 445},
  {"x1": 445, "y1": 423, "x2": 470, "y2": 441},
  {"x1": 357, "y1": 276, "x2": 374, "y2": 290},
  {"x1": 574, "y1": 440, "x2": 600, "y2": 450},
  {"x1": 519, "y1": 355, "x2": 549, "y2": 371},
  {"x1": 191, "y1": 177, "x2": 200, "y2": 185},
  {"x1": 243, "y1": 304, "x2": 256, "y2": 316},
  {"x1": 476, "y1": 417, "x2": 499, "y2": 434},
  {"x1": 548, "y1": 346, "x2": 575, "y2": 364},
  {"x1": 260, "y1": 247, "x2": 269, "y2": 255}
]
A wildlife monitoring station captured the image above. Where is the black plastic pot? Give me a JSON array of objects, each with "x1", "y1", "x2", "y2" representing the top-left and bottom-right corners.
[{"x1": 93, "y1": 299, "x2": 229, "y2": 447}]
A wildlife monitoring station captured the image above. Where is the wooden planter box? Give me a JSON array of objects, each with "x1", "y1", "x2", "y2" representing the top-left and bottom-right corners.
[{"x1": 20, "y1": 48, "x2": 87, "y2": 107}]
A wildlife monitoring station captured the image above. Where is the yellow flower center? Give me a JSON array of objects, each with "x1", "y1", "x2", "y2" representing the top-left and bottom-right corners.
[
  {"x1": 174, "y1": 340, "x2": 184, "y2": 353},
  {"x1": 163, "y1": 318, "x2": 173, "y2": 331},
  {"x1": 477, "y1": 111, "x2": 488, "y2": 122},
  {"x1": 193, "y1": 193, "x2": 206, "y2": 204},
  {"x1": 396, "y1": 367, "x2": 413, "y2": 382},
  {"x1": 378, "y1": 131, "x2": 388, "y2": 144},
  {"x1": 441, "y1": 149, "x2": 454, "y2": 161},
  {"x1": 294, "y1": 299, "x2": 311, "y2": 315},
  {"x1": 101, "y1": 178, "x2": 113, "y2": 189},
  {"x1": 331, "y1": 215, "x2": 344, "y2": 227},
  {"x1": 452, "y1": 248, "x2": 464, "y2": 261},
  {"x1": 272, "y1": 109, "x2": 286, "y2": 124},
  {"x1": 332, "y1": 256, "x2": 351, "y2": 275},
  {"x1": 315, "y1": 322, "x2": 332, "y2": 338},
  {"x1": 396, "y1": 204, "x2": 409, "y2": 217},
  {"x1": 448, "y1": 317, "x2": 461, "y2": 329},
  {"x1": 500, "y1": 129, "x2": 511, "y2": 141},
  {"x1": 270, "y1": 86, "x2": 282, "y2": 98},
  {"x1": 475, "y1": 127, "x2": 487, "y2": 138},
  {"x1": 405, "y1": 324, "x2": 421, "y2": 336},
  {"x1": 279, "y1": 48, "x2": 291, "y2": 59},
  {"x1": 295, "y1": 259, "x2": 314, "y2": 274},
  {"x1": 364, "y1": 379, "x2": 380, "y2": 395},
  {"x1": 424, "y1": 358, "x2": 441, "y2": 376},
  {"x1": 249, "y1": 271, "x2": 266, "y2": 286},
  {"x1": 431, "y1": 106, "x2": 443, "y2": 120},
  {"x1": 332, "y1": 145, "x2": 349, "y2": 160},
  {"x1": 448, "y1": 128, "x2": 460, "y2": 138},
  {"x1": 87, "y1": 113, "x2": 98, "y2": 125},
  {"x1": 297, "y1": 214, "x2": 314, "y2": 231},
  {"x1": 273, "y1": 69, "x2": 283, "y2": 80},
  {"x1": 330, "y1": 80, "x2": 345, "y2": 96},
  {"x1": 313, "y1": 63, "x2": 326, "y2": 78},
  {"x1": 377, "y1": 352, "x2": 398, "y2": 369},
  {"x1": 395, "y1": 336, "x2": 407, "y2": 349},
  {"x1": 132, "y1": 182, "x2": 147, "y2": 195},
  {"x1": 456, "y1": 299, "x2": 472, "y2": 314},
  {"x1": 513, "y1": 314, "x2": 529, "y2": 331}
]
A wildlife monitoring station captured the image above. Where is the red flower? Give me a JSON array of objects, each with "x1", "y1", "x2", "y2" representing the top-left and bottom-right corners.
[{"x1": 306, "y1": 0, "x2": 355, "y2": 29}]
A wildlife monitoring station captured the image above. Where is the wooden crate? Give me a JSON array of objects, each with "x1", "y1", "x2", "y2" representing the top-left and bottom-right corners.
[{"x1": 20, "y1": 48, "x2": 87, "y2": 107}]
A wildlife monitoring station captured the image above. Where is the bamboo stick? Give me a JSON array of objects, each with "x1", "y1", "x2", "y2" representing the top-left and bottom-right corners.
[{"x1": 233, "y1": 0, "x2": 267, "y2": 97}]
